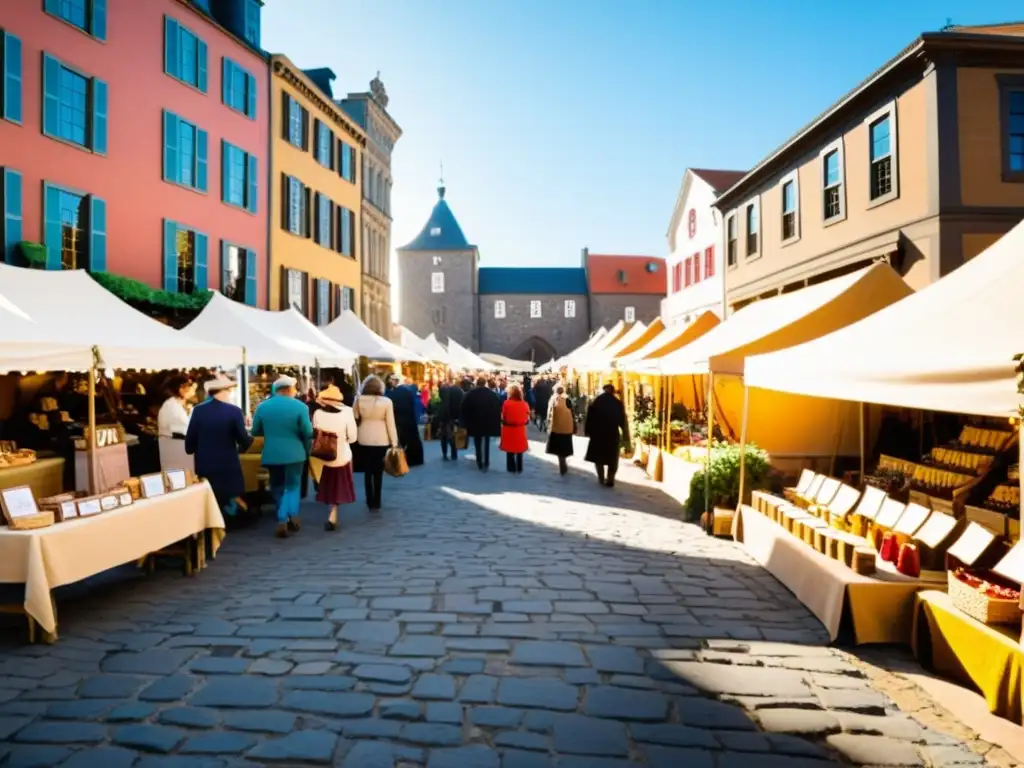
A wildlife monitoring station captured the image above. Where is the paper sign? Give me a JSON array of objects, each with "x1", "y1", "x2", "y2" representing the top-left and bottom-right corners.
[
  {"x1": 948, "y1": 521, "x2": 997, "y2": 565},
  {"x1": 895, "y1": 503, "x2": 930, "y2": 536},
  {"x1": 140, "y1": 473, "x2": 166, "y2": 499},
  {"x1": 119, "y1": 492, "x2": 133, "y2": 506},
  {"x1": 993, "y1": 541, "x2": 1024, "y2": 583},
  {"x1": 815, "y1": 478, "x2": 840, "y2": 505},
  {"x1": 1, "y1": 486, "x2": 39, "y2": 519},
  {"x1": 854, "y1": 486, "x2": 886, "y2": 521},
  {"x1": 100, "y1": 495, "x2": 118, "y2": 511},
  {"x1": 60, "y1": 500, "x2": 78, "y2": 520},
  {"x1": 913, "y1": 511, "x2": 958, "y2": 548},
  {"x1": 829, "y1": 485, "x2": 861, "y2": 517},
  {"x1": 77, "y1": 498, "x2": 102, "y2": 517},
  {"x1": 165, "y1": 469, "x2": 187, "y2": 491},
  {"x1": 875, "y1": 498, "x2": 906, "y2": 529}
]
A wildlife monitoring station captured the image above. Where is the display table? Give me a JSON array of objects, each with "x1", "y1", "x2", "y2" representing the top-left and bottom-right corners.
[
  {"x1": 0, "y1": 482, "x2": 225, "y2": 639},
  {"x1": 735, "y1": 504, "x2": 945, "y2": 643},
  {"x1": 912, "y1": 590, "x2": 1024, "y2": 724},
  {"x1": 0, "y1": 458, "x2": 65, "y2": 498}
]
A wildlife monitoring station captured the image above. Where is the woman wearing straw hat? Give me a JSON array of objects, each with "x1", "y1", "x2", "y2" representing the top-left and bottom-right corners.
[{"x1": 310, "y1": 384, "x2": 358, "y2": 531}]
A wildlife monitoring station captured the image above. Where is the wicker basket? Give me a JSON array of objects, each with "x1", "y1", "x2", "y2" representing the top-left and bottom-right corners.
[
  {"x1": 948, "y1": 572, "x2": 1021, "y2": 625},
  {"x1": 9, "y1": 510, "x2": 55, "y2": 530}
]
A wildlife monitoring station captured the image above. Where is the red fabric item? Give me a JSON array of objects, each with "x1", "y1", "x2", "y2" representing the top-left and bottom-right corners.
[
  {"x1": 896, "y1": 543, "x2": 921, "y2": 577},
  {"x1": 879, "y1": 533, "x2": 898, "y2": 563},
  {"x1": 500, "y1": 399, "x2": 531, "y2": 454},
  {"x1": 872, "y1": 526, "x2": 884, "y2": 551}
]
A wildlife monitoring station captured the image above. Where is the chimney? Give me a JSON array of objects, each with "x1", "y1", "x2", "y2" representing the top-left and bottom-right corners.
[{"x1": 580, "y1": 247, "x2": 589, "y2": 269}]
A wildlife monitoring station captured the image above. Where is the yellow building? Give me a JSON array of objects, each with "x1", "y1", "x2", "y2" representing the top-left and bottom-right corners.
[{"x1": 269, "y1": 56, "x2": 365, "y2": 322}]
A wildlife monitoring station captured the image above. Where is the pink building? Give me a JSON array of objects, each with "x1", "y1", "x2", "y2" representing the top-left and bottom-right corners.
[{"x1": 0, "y1": 0, "x2": 269, "y2": 306}]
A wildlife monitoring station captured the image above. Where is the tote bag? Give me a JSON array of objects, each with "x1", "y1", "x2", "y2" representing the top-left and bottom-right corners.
[{"x1": 384, "y1": 446, "x2": 409, "y2": 477}]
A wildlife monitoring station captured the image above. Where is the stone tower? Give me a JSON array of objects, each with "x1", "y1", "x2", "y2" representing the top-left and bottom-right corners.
[{"x1": 396, "y1": 182, "x2": 479, "y2": 349}]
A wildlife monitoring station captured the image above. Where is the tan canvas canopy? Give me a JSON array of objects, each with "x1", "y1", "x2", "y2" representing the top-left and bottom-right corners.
[
  {"x1": 577, "y1": 321, "x2": 649, "y2": 371},
  {"x1": 618, "y1": 311, "x2": 720, "y2": 371},
  {"x1": 746, "y1": 222, "x2": 1024, "y2": 418},
  {"x1": 656, "y1": 263, "x2": 913, "y2": 376}
]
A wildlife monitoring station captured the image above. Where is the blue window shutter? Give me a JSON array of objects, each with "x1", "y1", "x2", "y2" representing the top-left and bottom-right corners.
[
  {"x1": 89, "y1": 196, "x2": 106, "y2": 273},
  {"x1": 194, "y1": 231, "x2": 208, "y2": 290},
  {"x1": 162, "y1": 110, "x2": 179, "y2": 183},
  {"x1": 246, "y1": 72, "x2": 256, "y2": 118},
  {"x1": 2, "y1": 33, "x2": 22, "y2": 124},
  {"x1": 92, "y1": 78, "x2": 108, "y2": 155},
  {"x1": 91, "y1": 0, "x2": 108, "y2": 41},
  {"x1": 245, "y1": 248, "x2": 257, "y2": 305},
  {"x1": 164, "y1": 17, "x2": 180, "y2": 79},
  {"x1": 163, "y1": 220, "x2": 178, "y2": 291},
  {"x1": 220, "y1": 140, "x2": 229, "y2": 202},
  {"x1": 43, "y1": 184, "x2": 61, "y2": 269},
  {"x1": 246, "y1": 153, "x2": 257, "y2": 214},
  {"x1": 1, "y1": 169, "x2": 22, "y2": 264},
  {"x1": 219, "y1": 240, "x2": 228, "y2": 294},
  {"x1": 197, "y1": 38, "x2": 208, "y2": 93},
  {"x1": 42, "y1": 54, "x2": 60, "y2": 137},
  {"x1": 44, "y1": 0, "x2": 60, "y2": 14},
  {"x1": 196, "y1": 127, "x2": 208, "y2": 192},
  {"x1": 221, "y1": 58, "x2": 231, "y2": 107}
]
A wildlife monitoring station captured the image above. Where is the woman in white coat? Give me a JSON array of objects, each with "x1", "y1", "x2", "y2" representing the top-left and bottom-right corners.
[
  {"x1": 311, "y1": 384, "x2": 358, "y2": 531},
  {"x1": 157, "y1": 375, "x2": 196, "y2": 474}
]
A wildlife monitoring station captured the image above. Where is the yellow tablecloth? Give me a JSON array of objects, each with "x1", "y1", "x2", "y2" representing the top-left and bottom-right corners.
[
  {"x1": 912, "y1": 589, "x2": 1024, "y2": 724},
  {"x1": 0, "y1": 458, "x2": 65, "y2": 498},
  {"x1": 0, "y1": 482, "x2": 225, "y2": 635},
  {"x1": 735, "y1": 504, "x2": 945, "y2": 643}
]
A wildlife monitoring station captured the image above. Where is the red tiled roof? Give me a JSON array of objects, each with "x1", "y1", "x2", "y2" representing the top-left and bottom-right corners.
[
  {"x1": 587, "y1": 255, "x2": 666, "y2": 295},
  {"x1": 690, "y1": 168, "x2": 747, "y2": 194}
]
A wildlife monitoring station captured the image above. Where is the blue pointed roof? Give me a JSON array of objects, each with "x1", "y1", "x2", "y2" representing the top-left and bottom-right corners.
[{"x1": 399, "y1": 185, "x2": 473, "y2": 251}]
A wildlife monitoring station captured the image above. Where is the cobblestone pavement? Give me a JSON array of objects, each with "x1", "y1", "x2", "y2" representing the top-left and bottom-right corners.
[{"x1": 0, "y1": 434, "x2": 1001, "y2": 767}]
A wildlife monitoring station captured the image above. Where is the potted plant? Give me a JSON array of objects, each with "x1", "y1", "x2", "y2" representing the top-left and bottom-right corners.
[{"x1": 684, "y1": 441, "x2": 771, "y2": 526}]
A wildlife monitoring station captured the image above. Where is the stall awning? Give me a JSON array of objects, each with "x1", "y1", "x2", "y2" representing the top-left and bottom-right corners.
[
  {"x1": 422, "y1": 334, "x2": 453, "y2": 364},
  {"x1": 0, "y1": 265, "x2": 240, "y2": 372},
  {"x1": 657, "y1": 263, "x2": 912, "y2": 376},
  {"x1": 543, "y1": 327, "x2": 609, "y2": 371},
  {"x1": 400, "y1": 326, "x2": 446, "y2": 363},
  {"x1": 746, "y1": 223, "x2": 1024, "y2": 418},
  {"x1": 186, "y1": 294, "x2": 355, "y2": 367},
  {"x1": 323, "y1": 311, "x2": 424, "y2": 362},
  {"x1": 578, "y1": 322, "x2": 648, "y2": 371},
  {"x1": 448, "y1": 338, "x2": 497, "y2": 371},
  {"x1": 480, "y1": 353, "x2": 535, "y2": 372},
  {"x1": 618, "y1": 311, "x2": 720, "y2": 371}
]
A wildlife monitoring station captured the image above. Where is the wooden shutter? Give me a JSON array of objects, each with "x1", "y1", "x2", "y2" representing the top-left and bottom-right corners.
[
  {"x1": 164, "y1": 17, "x2": 181, "y2": 79},
  {"x1": 301, "y1": 271, "x2": 310, "y2": 318},
  {"x1": 300, "y1": 107, "x2": 309, "y2": 151},
  {"x1": 302, "y1": 185, "x2": 311, "y2": 238},
  {"x1": 90, "y1": 76, "x2": 107, "y2": 154},
  {"x1": 246, "y1": 153, "x2": 257, "y2": 213},
  {"x1": 196, "y1": 128, "x2": 208, "y2": 192},
  {"x1": 1, "y1": 32, "x2": 23, "y2": 124},
  {"x1": 2, "y1": 168, "x2": 23, "y2": 265},
  {"x1": 41, "y1": 54, "x2": 60, "y2": 137},
  {"x1": 246, "y1": 71, "x2": 256, "y2": 118},
  {"x1": 194, "y1": 232, "x2": 208, "y2": 290},
  {"x1": 281, "y1": 92, "x2": 291, "y2": 140},
  {"x1": 92, "y1": 0, "x2": 108, "y2": 39},
  {"x1": 705, "y1": 246, "x2": 714, "y2": 278},
  {"x1": 279, "y1": 265, "x2": 289, "y2": 310},
  {"x1": 222, "y1": 58, "x2": 232, "y2": 107},
  {"x1": 163, "y1": 220, "x2": 178, "y2": 291},
  {"x1": 88, "y1": 196, "x2": 106, "y2": 272},
  {"x1": 245, "y1": 248, "x2": 257, "y2": 306},
  {"x1": 42, "y1": 184, "x2": 61, "y2": 270},
  {"x1": 196, "y1": 38, "x2": 208, "y2": 92}
]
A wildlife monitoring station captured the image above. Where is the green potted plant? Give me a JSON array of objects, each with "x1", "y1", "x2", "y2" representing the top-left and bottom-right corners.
[{"x1": 685, "y1": 441, "x2": 771, "y2": 525}]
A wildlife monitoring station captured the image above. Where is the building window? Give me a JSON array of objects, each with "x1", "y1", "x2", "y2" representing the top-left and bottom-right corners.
[
  {"x1": 42, "y1": 184, "x2": 106, "y2": 272},
  {"x1": 564, "y1": 299, "x2": 575, "y2": 318},
  {"x1": 316, "y1": 193, "x2": 332, "y2": 248},
  {"x1": 494, "y1": 299, "x2": 505, "y2": 319},
  {"x1": 530, "y1": 300, "x2": 542, "y2": 319},
  {"x1": 1000, "y1": 78, "x2": 1024, "y2": 181},
  {"x1": 337, "y1": 206, "x2": 354, "y2": 257},
  {"x1": 282, "y1": 175, "x2": 309, "y2": 237},
  {"x1": 781, "y1": 178, "x2": 797, "y2": 240},
  {"x1": 54, "y1": 187, "x2": 86, "y2": 269},
  {"x1": 315, "y1": 121, "x2": 333, "y2": 169},
  {"x1": 315, "y1": 278, "x2": 330, "y2": 326},
  {"x1": 692, "y1": 252, "x2": 701, "y2": 282},
  {"x1": 821, "y1": 140, "x2": 845, "y2": 222},
  {"x1": 430, "y1": 227, "x2": 441, "y2": 236},
  {"x1": 284, "y1": 95, "x2": 307, "y2": 149},
  {"x1": 342, "y1": 286, "x2": 356, "y2": 312},
  {"x1": 339, "y1": 141, "x2": 356, "y2": 183},
  {"x1": 220, "y1": 242, "x2": 255, "y2": 305},
  {"x1": 222, "y1": 58, "x2": 256, "y2": 119},
  {"x1": 624, "y1": 306, "x2": 636, "y2": 323},
  {"x1": 684, "y1": 258, "x2": 692, "y2": 287},
  {"x1": 745, "y1": 202, "x2": 758, "y2": 256},
  {"x1": 869, "y1": 117, "x2": 892, "y2": 200},
  {"x1": 162, "y1": 111, "x2": 207, "y2": 192},
  {"x1": 221, "y1": 141, "x2": 257, "y2": 213},
  {"x1": 41, "y1": 55, "x2": 107, "y2": 154},
  {"x1": 45, "y1": 0, "x2": 107, "y2": 41},
  {"x1": 1, "y1": 32, "x2": 23, "y2": 125},
  {"x1": 726, "y1": 215, "x2": 737, "y2": 267},
  {"x1": 162, "y1": 220, "x2": 208, "y2": 294},
  {"x1": 164, "y1": 16, "x2": 208, "y2": 93},
  {"x1": 431, "y1": 272, "x2": 444, "y2": 294},
  {"x1": 704, "y1": 246, "x2": 715, "y2": 278},
  {"x1": 286, "y1": 268, "x2": 305, "y2": 313},
  {"x1": 244, "y1": 0, "x2": 261, "y2": 47}
]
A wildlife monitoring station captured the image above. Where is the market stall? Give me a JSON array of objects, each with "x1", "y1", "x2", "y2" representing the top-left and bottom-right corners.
[
  {"x1": 480, "y1": 353, "x2": 535, "y2": 372},
  {"x1": 447, "y1": 337, "x2": 498, "y2": 371},
  {"x1": 323, "y1": 310, "x2": 423, "y2": 363},
  {"x1": 740, "y1": 222, "x2": 1024, "y2": 714}
]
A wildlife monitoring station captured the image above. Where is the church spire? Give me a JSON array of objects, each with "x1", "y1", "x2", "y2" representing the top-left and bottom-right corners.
[{"x1": 438, "y1": 161, "x2": 445, "y2": 199}]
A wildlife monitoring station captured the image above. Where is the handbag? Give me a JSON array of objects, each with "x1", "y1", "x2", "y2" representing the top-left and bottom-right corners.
[
  {"x1": 455, "y1": 427, "x2": 468, "y2": 450},
  {"x1": 384, "y1": 446, "x2": 409, "y2": 478},
  {"x1": 311, "y1": 429, "x2": 338, "y2": 461}
]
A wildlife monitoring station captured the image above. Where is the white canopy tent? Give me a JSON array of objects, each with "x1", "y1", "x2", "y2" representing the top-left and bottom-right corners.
[
  {"x1": 185, "y1": 293, "x2": 355, "y2": 367},
  {"x1": 545, "y1": 326, "x2": 609, "y2": 371},
  {"x1": 480, "y1": 353, "x2": 535, "y2": 372},
  {"x1": 577, "y1": 322, "x2": 648, "y2": 372},
  {"x1": 0, "y1": 264, "x2": 240, "y2": 371},
  {"x1": 746, "y1": 222, "x2": 1024, "y2": 418},
  {"x1": 399, "y1": 326, "x2": 435, "y2": 362},
  {"x1": 447, "y1": 338, "x2": 497, "y2": 371},
  {"x1": 423, "y1": 334, "x2": 453, "y2": 365},
  {"x1": 323, "y1": 311, "x2": 424, "y2": 362}
]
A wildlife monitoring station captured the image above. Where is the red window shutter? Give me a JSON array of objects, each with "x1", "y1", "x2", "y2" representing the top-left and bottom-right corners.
[
  {"x1": 705, "y1": 246, "x2": 714, "y2": 278},
  {"x1": 692, "y1": 252, "x2": 701, "y2": 282},
  {"x1": 684, "y1": 258, "x2": 692, "y2": 287}
]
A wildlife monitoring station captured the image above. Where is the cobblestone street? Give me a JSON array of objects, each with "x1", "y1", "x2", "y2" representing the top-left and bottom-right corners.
[{"x1": 0, "y1": 435, "x2": 1001, "y2": 767}]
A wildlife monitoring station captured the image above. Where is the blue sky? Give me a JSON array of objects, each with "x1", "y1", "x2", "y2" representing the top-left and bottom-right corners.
[{"x1": 263, "y1": 0, "x2": 1021, "y2": 271}]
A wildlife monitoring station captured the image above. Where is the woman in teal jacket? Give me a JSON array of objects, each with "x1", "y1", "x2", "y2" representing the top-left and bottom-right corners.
[{"x1": 251, "y1": 376, "x2": 313, "y2": 538}]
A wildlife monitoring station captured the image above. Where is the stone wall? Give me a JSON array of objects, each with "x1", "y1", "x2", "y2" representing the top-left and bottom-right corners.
[
  {"x1": 589, "y1": 294, "x2": 663, "y2": 331},
  {"x1": 479, "y1": 293, "x2": 590, "y2": 358},
  {"x1": 397, "y1": 248, "x2": 478, "y2": 348}
]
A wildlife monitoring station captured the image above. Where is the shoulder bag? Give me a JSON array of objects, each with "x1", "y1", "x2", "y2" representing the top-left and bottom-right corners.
[{"x1": 384, "y1": 446, "x2": 409, "y2": 478}]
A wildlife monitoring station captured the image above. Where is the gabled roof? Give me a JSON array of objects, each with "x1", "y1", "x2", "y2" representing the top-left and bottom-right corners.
[
  {"x1": 690, "y1": 169, "x2": 747, "y2": 194},
  {"x1": 478, "y1": 268, "x2": 588, "y2": 295},
  {"x1": 398, "y1": 185, "x2": 474, "y2": 252},
  {"x1": 666, "y1": 168, "x2": 746, "y2": 249},
  {"x1": 587, "y1": 255, "x2": 666, "y2": 295}
]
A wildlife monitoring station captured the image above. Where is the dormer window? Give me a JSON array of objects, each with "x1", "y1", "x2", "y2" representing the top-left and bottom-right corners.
[
  {"x1": 430, "y1": 227, "x2": 441, "y2": 236},
  {"x1": 617, "y1": 269, "x2": 627, "y2": 285}
]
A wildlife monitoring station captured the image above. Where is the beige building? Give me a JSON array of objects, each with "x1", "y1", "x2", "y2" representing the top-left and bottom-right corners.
[
  {"x1": 716, "y1": 23, "x2": 1024, "y2": 312},
  {"x1": 340, "y1": 78, "x2": 402, "y2": 339}
]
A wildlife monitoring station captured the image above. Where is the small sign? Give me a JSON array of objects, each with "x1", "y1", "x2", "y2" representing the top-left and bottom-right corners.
[
  {"x1": 76, "y1": 498, "x2": 102, "y2": 517},
  {"x1": 100, "y1": 495, "x2": 119, "y2": 511},
  {"x1": 948, "y1": 521, "x2": 997, "y2": 566},
  {"x1": 914, "y1": 511, "x2": 958, "y2": 548},
  {"x1": 894, "y1": 503, "x2": 930, "y2": 537},
  {"x1": 994, "y1": 541, "x2": 1024, "y2": 584},
  {"x1": 165, "y1": 469, "x2": 187, "y2": 492},
  {"x1": 875, "y1": 498, "x2": 906, "y2": 529},
  {"x1": 0, "y1": 486, "x2": 40, "y2": 523},
  {"x1": 140, "y1": 473, "x2": 167, "y2": 499},
  {"x1": 59, "y1": 500, "x2": 78, "y2": 521}
]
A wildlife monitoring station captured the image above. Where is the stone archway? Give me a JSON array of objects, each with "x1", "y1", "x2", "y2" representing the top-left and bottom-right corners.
[{"x1": 510, "y1": 336, "x2": 558, "y2": 363}]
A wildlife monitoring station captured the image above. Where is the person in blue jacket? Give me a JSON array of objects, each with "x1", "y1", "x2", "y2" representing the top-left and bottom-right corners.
[
  {"x1": 185, "y1": 374, "x2": 252, "y2": 518},
  {"x1": 251, "y1": 375, "x2": 313, "y2": 538}
]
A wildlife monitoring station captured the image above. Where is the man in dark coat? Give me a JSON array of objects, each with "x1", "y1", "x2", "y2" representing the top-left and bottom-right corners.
[
  {"x1": 460, "y1": 376, "x2": 502, "y2": 471},
  {"x1": 185, "y1": 375, "x2": 253, "y2": 517},
  {"x1": 437, "y1": 376, "x2": 465, "y2": 461},
  {"x1": 533, "y1": 377, "x2": 553, "y2": 431},
  {"x1": 584, "y1": 383, "x2": 629, "y2": 488},
  {"x1": 386, "y1": 376, "x2": 425, "y2": 467}
]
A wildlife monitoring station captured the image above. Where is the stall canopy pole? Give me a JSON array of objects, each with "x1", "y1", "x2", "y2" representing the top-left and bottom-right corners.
[
  {"x1": 87, "y1": 347, "x2": 99, "y2": 495},
  {"x1": 737, "y1": 384, "x2": 749, "y2": 512},
  {"x1": 704, "y1": 372, "x2": 715, "y2": 530},
  {"x1": 859, "y1": 402, "x2": 866, "y2": 484},
  {"x1": 240, "y1": 348, "x2": 249, "y2": 417}
]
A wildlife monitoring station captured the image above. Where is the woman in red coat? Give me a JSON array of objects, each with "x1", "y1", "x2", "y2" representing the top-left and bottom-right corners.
[{"x1": 500, "y1": 384, "x2": 531, "y2": 474}]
